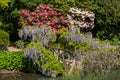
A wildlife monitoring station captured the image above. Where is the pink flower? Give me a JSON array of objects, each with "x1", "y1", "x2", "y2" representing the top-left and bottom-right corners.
[
  {"x1": 31, "y1": 12, "x2": 37, "y2": 17},
  {"x1": 27, "y1": 17, "x2": 33, "y2": 22},
  {"x1": 21, "y1": 9, "x2": 30, "y2": 16},
  {"x1": 64, "y1": 20, "x2": 69, "y2": 24},
  {"x1": 38, "y1": 22, "x2": 43, "y2": 25},
  {"x1": 52, "y1": 18, "x2": 58, "y2": 23},
  {"x1": 27, "y1": 24, "x2": 32, "y2": 27},
  {"x1": 43, "y1": 4, "x2": 49, "y2": 9},
  {"x1": 18, "y1": 21, "x2": 21, "y2": 25},
  {"x1": 19, "y1": 4, "x2": 70, "y2": 33},
  {"x1": 46, "y1": 21, "x2": 51, "y2": 25},
  {"x1": 55, "y1": 29, "x2": 60, "y2": 34}
]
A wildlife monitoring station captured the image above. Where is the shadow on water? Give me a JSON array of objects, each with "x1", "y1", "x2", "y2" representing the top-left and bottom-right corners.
[{"x1": 0, "y1": 73, "x2": 49, "y2": 80}]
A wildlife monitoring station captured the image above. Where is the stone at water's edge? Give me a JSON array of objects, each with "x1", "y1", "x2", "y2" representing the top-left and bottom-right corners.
[
  {"x1": 0, "y1": 70, "x2": 23, "y2": 74},
  {"x1": 7, "y1": 46, "x2": 22, "y2": 52},
  {"x1": 51, "y1": 73, "x2": 56, "y2": 78},
  {"x1": 38, "y1": 68, "x2": 57, "y2": 78}
]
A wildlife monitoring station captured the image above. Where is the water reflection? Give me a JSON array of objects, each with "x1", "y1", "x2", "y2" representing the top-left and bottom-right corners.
[{"x1": 0, "y1": 73, "x2": 48, "y2": 80}]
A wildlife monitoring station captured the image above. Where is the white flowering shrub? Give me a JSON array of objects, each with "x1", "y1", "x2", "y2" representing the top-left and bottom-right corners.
[{"x1": 67, "y1": 7, "x2": 95, "y2": 31}]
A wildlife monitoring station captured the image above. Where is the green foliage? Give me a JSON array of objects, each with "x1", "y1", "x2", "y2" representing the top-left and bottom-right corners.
[
  {"x1": 0, "y1": 15, "x2": 3, "y2": 27},
  {"x1": 78, "y1": 0, "x2": 120, "y2": 42},
  {"x1": 0, "y1": 0, "x2": 43, "y2": 41},
  {"x1": 25, "y1": 42, "x2": 64, "y2": 75},
  {"x1": 58, "y1": 28, "x2": 72, "y2": 49},
  {"x1": 0, "y1": 51, "x2": 24, "y2": 70},
  {"x1": 1, "y1": 0, "x2": 120, "y2": 44},
  {"x1": 58, "y1": 27, "x2": 91, "y2": 52},
  {"x1": 0, "y1": 0, "x2": 11, "y2": 10},
  {"x1": 110, "y1": 35, "x2": 120, "y2": 45},
  {"x1": 58, "y1": 27, "x2": 120, "y2": 74},
  {"x1": 0, "y1": 51, "x2": 36, "y2": 72},
  {"x1": 35, "y1": 0, "x2": 77, "y2": 13},
  {"x1": 51, "y1": 0, "x2": 76, "y2": 13},
  {"x1": 82, "y1": 49, "x2": 120, "y2": 74},
  {"x1": 38, "y1": 46, "x2": 63, "y2": 74},
  {"x1": 14, "y1": 40, "x2": 25, "y2": 48},
  {"x1": 0, "y1": 0, "x2": 11, "y2": 29},
  {"x1": 0, "y1": 0, "x2": 78, "y2": 42},
  {"x1": 18, "y1": 25, "x2": 63, "y2": 76},
  {"x1": 75, "y1": 42, "x2": 90, "y2": 52},
  {"x1": 6, "y1": 0, "x2": 119, "y2": 76},
  {"x1": 0, "y1": 29, "x2": 9, "y2": 47}
]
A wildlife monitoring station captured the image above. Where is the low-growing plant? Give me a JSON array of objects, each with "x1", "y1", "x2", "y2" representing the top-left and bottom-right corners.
[
  {"x1": 14, "y1": 40, "x2": 25, "y2": 49},
  {"x1": 0, "y1": 29, "x2": 9, "y2": 50},
  {"x1": 0, "y1": 51, "x2": 36, "y2": 72},
  {"x1": 82, "y1": 49, "x2": 120, "y2": 74}
]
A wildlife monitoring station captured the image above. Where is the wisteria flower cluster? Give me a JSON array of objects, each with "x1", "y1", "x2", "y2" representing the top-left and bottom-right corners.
[
  {"x1": 59, "y1": 26, "x2": 111, "y2": 51},
  {"x1": 24, "y1": 42, "x2": 63, "y2": 77},
  {"x1": 18, "y1": 25, "x2": 56, "y2": 47},
  {"x1": 19, "y1": 4, "x2": 69, "y2": 33},
  {"x1": 65, "y1": 26, "x2": 85, "y2": 44},
  {"x1": 67, "y1": 7, "x2": 95, "y2": 31}
]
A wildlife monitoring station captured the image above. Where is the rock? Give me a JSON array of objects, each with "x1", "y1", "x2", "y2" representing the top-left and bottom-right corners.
[
  {"x1": 0, "y1": 70, "x2": 22, "y2": 74},
  {"x1": 51, "y1": 73, "x2": 56, "y2": 78},
  {"x1": 7, "y1": 46, "x2": 22, "y2": 52}
]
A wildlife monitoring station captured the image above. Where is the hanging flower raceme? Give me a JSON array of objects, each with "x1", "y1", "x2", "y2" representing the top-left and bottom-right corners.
[{"x1": 18, "y1": 25, "x2": 56, "y2": 47}]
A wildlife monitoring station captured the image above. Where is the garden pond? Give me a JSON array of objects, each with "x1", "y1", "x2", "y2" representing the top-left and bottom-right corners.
[{"x1": 0, "y1": 73, "x2": 49, "y2": 80}]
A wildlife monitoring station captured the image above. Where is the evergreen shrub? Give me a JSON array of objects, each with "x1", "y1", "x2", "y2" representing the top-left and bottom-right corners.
[
  {"x1": 0, "y1": 51, "x2": 36, "y2": 72},
  {"x1": 0, "y1": 30, "x2": 9, "y2": 49}
]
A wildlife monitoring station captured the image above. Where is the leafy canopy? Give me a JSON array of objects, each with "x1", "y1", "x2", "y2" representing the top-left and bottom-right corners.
[{"x1": 0, "y1": 0, "x2": 11, "y2": 10}]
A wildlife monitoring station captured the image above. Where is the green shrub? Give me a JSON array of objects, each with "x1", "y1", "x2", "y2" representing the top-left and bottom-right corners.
[
  {"x1": 110, "y1": 35, "x2": 120, "y2": 46},
  {"x1": 0, "y1": 0, "x2": 43, "y2": 41},
  {"x1": 82, "y1": 49, "x2": 120, "y2": 74},
  {"x1": 0, "y1": 0, "x2": 11, "y2": 27},
  {"x1": 0, "y1": 0, "x2": 11, "y2": 10},
  {"x1": 24, "y1": 42, "x2": 64, "y2": 76},
  {"x1": 0, "y1": 51, "x2": 36, "y2": 72},
  {"x1": 77, "y1": 0, "x2": 120, "y2": 42},
  {"x1": 58, "y1": 27, "x2": 120, "y2": 74},
  {"x1": 19, "y1": 26, "x2": 119, "y2": 76},
  {"x1": 0, "y1": 30, "x2": 9, "y2": 49}
]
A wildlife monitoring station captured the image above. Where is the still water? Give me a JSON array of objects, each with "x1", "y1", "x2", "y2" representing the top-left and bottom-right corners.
[{"x1": 0, "y1": 73, "x2": 50, "y2": 80}]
